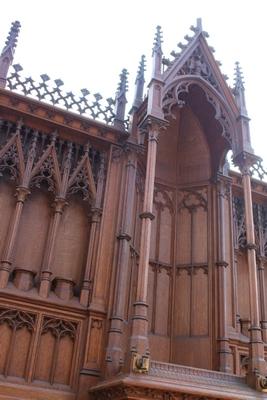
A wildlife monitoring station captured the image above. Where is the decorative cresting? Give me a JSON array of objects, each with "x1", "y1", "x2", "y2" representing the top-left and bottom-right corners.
[{"x1": 6, "y1": 64, "x2": 117, "y2": 125}]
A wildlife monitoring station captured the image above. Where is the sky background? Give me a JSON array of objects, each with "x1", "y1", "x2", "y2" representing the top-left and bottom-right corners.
[{"x1": 0, "y1": 0, "x2": 266, "y2": 171}]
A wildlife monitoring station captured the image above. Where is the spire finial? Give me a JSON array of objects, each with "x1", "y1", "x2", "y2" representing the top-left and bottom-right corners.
[
  {"x1": 233, "y1": 61, "x2": 245, "y2": 94},
  {"x1": 135, "y1": 55, "x2": 146, "y2": 84},
  {"x1": 2, "y1": 21, "x2": 21, "y2": 56},
  {"x1": 116, "y1": 68, "x2": 128, "y2": 97},
  {"x1": 114, "y1": 68, "x2": 129, "y2": 130},
  {"x1": 233, "y1": 61, "x2": 247, "y2": 116},
  {"x1": 153, "y1": 25, "x2": 163, "y2": 55},
  {"x1": 131, "y1": 55, "x2": 146, "y2": 111},
  {"x1": 0, "y1": 21, "x2": 21, "y2": 88}
]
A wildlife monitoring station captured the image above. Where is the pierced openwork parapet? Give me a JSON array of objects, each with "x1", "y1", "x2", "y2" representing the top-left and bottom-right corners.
[{"x1": 6, "y1": 64, "x2": 118, "y2": 126}]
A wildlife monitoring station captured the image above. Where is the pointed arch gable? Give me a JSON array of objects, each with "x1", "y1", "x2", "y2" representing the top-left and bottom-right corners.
[
  {"x1": 0, "y1": 129, "x2": 25, "y2": 182},
  {"x1": 67, "y1": 150, "x2": 96, "y2": 203},
  {"x1": 162, "y1": 76, "x2": 238, "y2": 155},
  {"x1": 29, "y1": 141, "x2": 61, "y2": 193}
]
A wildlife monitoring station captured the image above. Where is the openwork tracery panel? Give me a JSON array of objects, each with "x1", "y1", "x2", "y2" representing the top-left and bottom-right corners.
[{"x1": 7, "y1": 64, "x2": 116, "y2": 125}]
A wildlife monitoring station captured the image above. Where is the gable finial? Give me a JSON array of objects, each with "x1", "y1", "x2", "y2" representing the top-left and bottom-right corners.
[
  {"x1": 196, "y1": 18, "x2": 202, "y2": 31},
  {"x1": 0, "y1": 21, "x2": 21, "y2": 88},
  {"x1": 233, "y1": 61, "x2": 245, "y2": 94},
  {"x1": 232, "y1": 61, "x2": 254, "y2": 156},
  {"x1": 151, "y1": 26, "x2": 163, "y2": 79},
  {"x1": 233, "y1": 61, "x2": 247, "y2": 116},
  {"x1": 113, "y1": 68, "x2": 129, "y2": 130},
  {"x1": 132, "y1": 55, "x2": 146, "y2": 110},
  {"x1": 136, "y1": 55, "x2": 146, "y2": 84},
  {"x1": 153, "y1": 25, "x2": 163, "y2": 56},
  {"x1": 2, "y1": 21, "x2": 21, "y2": 55}
]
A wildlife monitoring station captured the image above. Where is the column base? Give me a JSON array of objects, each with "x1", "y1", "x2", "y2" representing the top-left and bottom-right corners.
[
  {"x1": 80, "y1": 279, "x2": 91, "y2": 307},
  {"x1": 105, "y1": 316, "x2": 124, "y2": 377},
  {"x1": 39, "y1": 271, "x2": 52, "y2": 298},
  {"x1": 0, "y1": 264, "x2": 11, "y2": 289},
  {"x1": 217, "y1": 338, "x2": 233, "y2": 373}
]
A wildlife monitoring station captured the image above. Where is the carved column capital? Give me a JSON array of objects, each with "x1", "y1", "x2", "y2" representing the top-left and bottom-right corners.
[
  {"x1": 216, "y1": 261, "x2": 229, "y2": 268},
  {"x1": 139, "y1": 211, "x2": 155, "y2": 220},
  {"x1": 15, "y1": 186, "x2": 30, "y2": 203},
  {"x1": 89, "y1": 207, "x2": 102, "y2": 223},
  {"x1": 52, "y1": 197, "x2": 68, "y2": 214},
  {"x1": 216, "y1": 173, "x2": 232, "y2": 200},
  {"x1": 139, "y1": 115, "x2": 168, "y2": 142},
  {"x1": 233, "y1": 151, "x2": 262, "y2": 176}
]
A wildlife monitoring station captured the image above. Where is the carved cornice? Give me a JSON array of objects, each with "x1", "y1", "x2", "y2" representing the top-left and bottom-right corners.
[{"x1": 0, "y1": 89, "x2": 128, "y2": 147}]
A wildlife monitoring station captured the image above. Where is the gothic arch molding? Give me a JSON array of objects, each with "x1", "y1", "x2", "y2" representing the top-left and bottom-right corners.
[{"x1": 162, "y1": 76, "x2": 238, "y2": 165}]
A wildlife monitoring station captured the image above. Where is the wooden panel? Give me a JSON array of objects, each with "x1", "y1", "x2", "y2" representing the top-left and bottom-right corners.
[
  {"x1": 191, "y1": 269, "x2": 209, "y2": 336},
  {"x1": 155, "y1": 268, "x2": 170, "y2": 336},
  {"x1": 0, "y1": 179, "x2": 16, "y2": 257},
  {"x1": 149, "y1": 334, "x2": 170, "y2": 362},
  {"x1": 177, "y1": 107, "x2": 211, "y2": 185},
  {"x1": 147, "y1": 265, "x2": 155, "y2": 333},
  {"x1": 174, "y1": 269, "x2": 190, "y2": 336},
  {"x1": 84, "y1": 317, "x2": 104, "y2": 370},
  {"x1": 53, "y1": 196, "x2": 89, "y2": 283},
  {"x1": 54, "y1": 336, "x2": 74, "y2": 385},
  {"x1": 176, "y1": 208, "x2": 191, "y2": 264},
  {"x1": 0, "y1": 323, "x2": 11, "y2": 374},
  {"x1": 192, "y1": 208, "x2": 207, "y2": 263},
  {"x1": 149, "y1": 205, "x2": 157, "y2": 260},
  {"x1": 8, "y1": 327, "x2": 32, "y2": 378},
  {"x1": 237, "y1": 252, "x2": 250, "y2": 320},
  {"x1": 155, "y1": 114, "x2": 180, "y2": 185},
  {"x1": 34, "y1": 331, "x2": 55, "y2": 383},
  {"x1": 158, "y1": 207, "x2": 172, "y2": 264},
  {"x1": 173, "y1": 337, "x2": 211, "y2": 369},
  {"x1": 14, "y1": 189, "x2": 51, "y2": 273}
]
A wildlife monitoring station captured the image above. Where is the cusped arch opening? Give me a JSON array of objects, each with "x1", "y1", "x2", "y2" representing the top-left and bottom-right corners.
[{"x1": 163, "y1": 80, "x2": 234, "y2": 177}]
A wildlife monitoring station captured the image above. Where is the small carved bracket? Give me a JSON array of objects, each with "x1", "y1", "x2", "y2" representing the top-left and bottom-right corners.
[{"x1": 132, "y1": 353, "x2": 150, "y2": 374}]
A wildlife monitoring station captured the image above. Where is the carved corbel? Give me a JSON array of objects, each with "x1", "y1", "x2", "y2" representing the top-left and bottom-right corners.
[{"x1": 132, "y1": 352, "x2": 150, "y2": 373}]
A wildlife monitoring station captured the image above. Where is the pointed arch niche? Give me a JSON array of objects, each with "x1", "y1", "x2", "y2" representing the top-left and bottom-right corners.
[{"x1": 146, "y1": 80, "x2": 234, "y2": 369}]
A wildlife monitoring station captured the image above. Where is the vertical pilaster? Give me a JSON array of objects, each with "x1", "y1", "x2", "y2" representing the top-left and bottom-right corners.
[
  {"x1": 80, "y1": 207, "x2": 101, "y2": 307},
  {"x1": 39, "y1": 198, "x2": 67, "y2": 297},
  {"x1": 216, "y1": 174, "x2": 232, "y2": 373},
  {"x1": 234, "y1": 152, "x2": 267, "y2": 385},
  {"x1": 128, "y1": 118, "x2": 165, "y2": 371},
  {"x1": 258, "y1": 258, "x2": 267, "y2": 343},
  {"x1": 0, "y1": 186, "x2": 29, "y2": 288},
  {"x1": 80, "y1": 155, "x2": 105, "y2": 307},
  {"x1": 105, "y1": 149, "x2": 137, "y2": 376}
]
